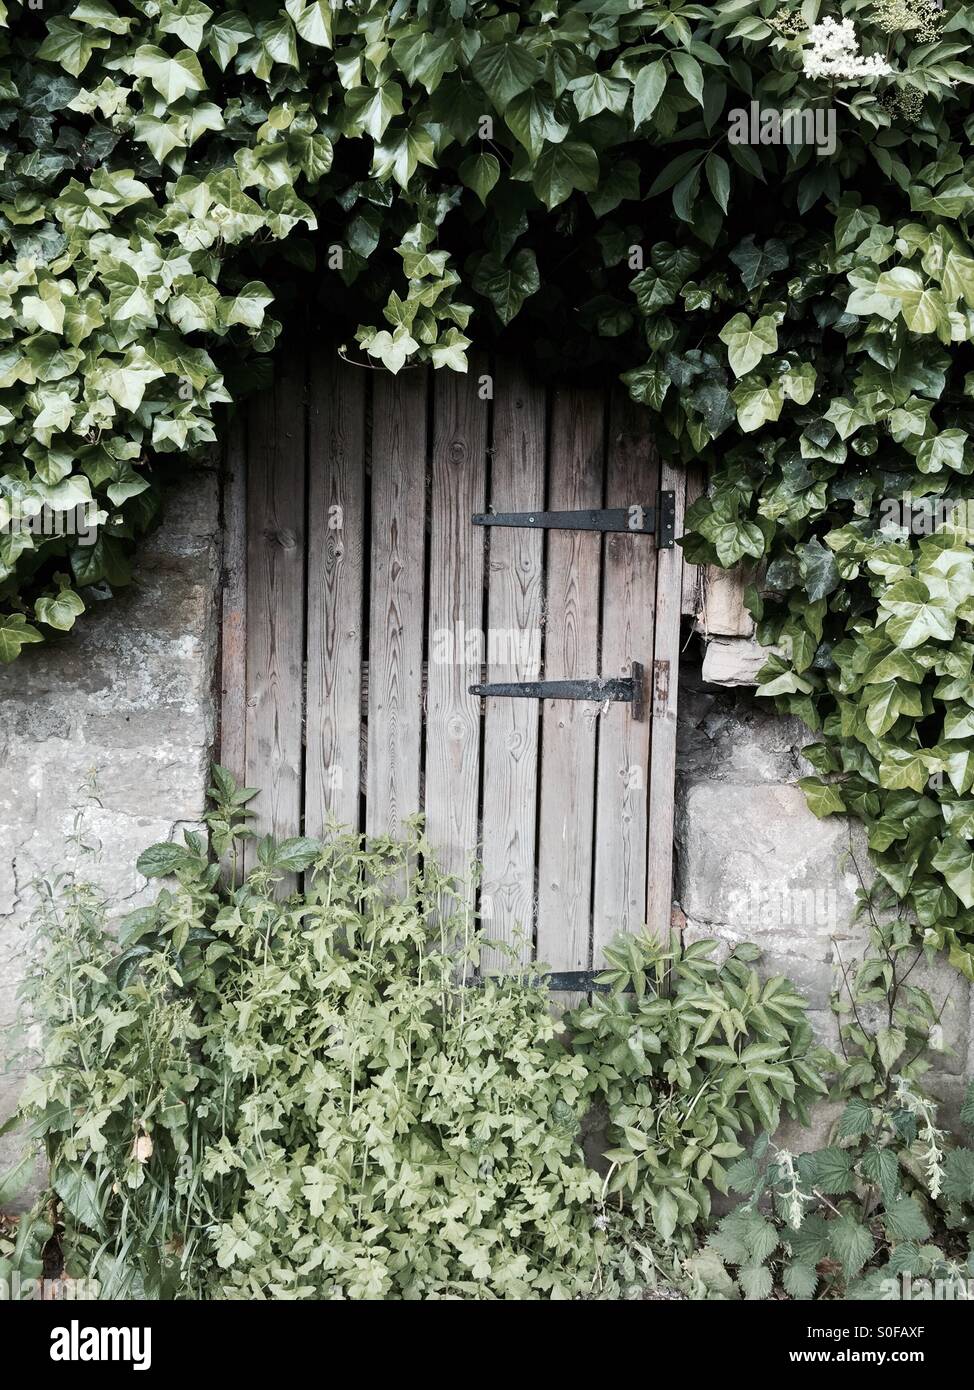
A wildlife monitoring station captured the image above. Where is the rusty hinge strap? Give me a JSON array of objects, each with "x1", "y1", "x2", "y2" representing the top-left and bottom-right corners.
[{"x1": 470, "y1": 662, "x2": 644, "y2": 720}]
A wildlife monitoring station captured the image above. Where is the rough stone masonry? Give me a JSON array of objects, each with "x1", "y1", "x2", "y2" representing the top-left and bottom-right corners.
[{"x1": 0, "y1": 471, "x2": 220, "y2": 1197}]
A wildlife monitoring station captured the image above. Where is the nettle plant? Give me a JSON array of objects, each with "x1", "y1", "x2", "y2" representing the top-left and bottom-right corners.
[
  {"x1": 569, "y1": 931, "x2": 830, "y2": 1249},
  {"x1": 689, "y1": 877, "x2": 974, "y2": 1300},
  {"x1": 14, "y1": 790, "x2": 604, "y2": 1300}
]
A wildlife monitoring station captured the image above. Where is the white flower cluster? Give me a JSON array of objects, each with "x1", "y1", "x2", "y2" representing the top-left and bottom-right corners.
[{"x1": 802, "y1": 16, "x2": 893, "y2": 81}]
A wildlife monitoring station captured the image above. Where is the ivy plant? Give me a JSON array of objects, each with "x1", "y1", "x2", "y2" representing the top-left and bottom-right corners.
[{"x1": 4, "y1": 0, "x2": 974, "y2": 983}]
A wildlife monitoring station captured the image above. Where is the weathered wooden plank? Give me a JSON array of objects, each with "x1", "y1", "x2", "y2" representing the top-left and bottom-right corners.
[
  {"x1": 479, "y1": 362, "x2": 546, "y2": 969},
  {"x1": 305, "y1": 353, "x2": 366, "y2": 835},
  {"x1": 244, "y1": 347, "x2": 307, "y2": 874},
  {"x1": 592, "y1": 391, "x2": 659, "y2": 962},
  {"x1": 365, "y1": 368, "x2": 428, "y2": 845},
  {"x1": 681, "y1": 461, "x2": 707, "y2": 618},
  {"x1": 536, "y1": 386, "x2": 605, "y2": 990},
  {"x1": 220, "y1": 411, "x2": 247, "y2": 791},
  {"x1": 646, "y1": 459, "x2": 687, "y2": 941},
  {"x1": 425, "y1": 360, "x2": 488, "y2": 906}
]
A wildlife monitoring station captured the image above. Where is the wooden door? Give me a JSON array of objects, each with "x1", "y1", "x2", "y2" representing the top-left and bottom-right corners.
[{"x1": 220, "y1": 346, "x2": 688, "y2": 966}]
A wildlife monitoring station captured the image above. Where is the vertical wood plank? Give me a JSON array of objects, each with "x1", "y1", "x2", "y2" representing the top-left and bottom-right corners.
[
  {"x1": 244, "y1": 347, "x2": 307, "y2": 872},
  {"x1": 365, "y1": 369, "x2": 428, "y2": 844},
  {"x1": 592, "y1": 392, "x2": 659, "y2": 962},
  {"x1": 681, "y1": 461, "x2": 706, "y2": 618},
  {"x1": 479, "y1": 363, "x2": 546, "y2": 969},
  {"x1": 646, "y1": 459, "x2": 687, "y2": 942},
  {"x1": 425, "y1": 361, "x2": 488, "y2": 905},
  {"x1": 536, "y1": 387, "x2": 605, "y2": 990},
  {"x1": 220, "y1": 411, "x2": 247, "y2": 789},
  {"x1": 305, "y1": 354, "x2": 366, "y2": 834}
]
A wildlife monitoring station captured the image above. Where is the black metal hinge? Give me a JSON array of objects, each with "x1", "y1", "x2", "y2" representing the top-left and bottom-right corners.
[
  {"x1": 475, "y1": 970, "x2": 632, "y2": 993},
  {"x1": 473, "y1": 492, "x2": 675, "y2": 547},
  {"x1": 470, "y1": 662, "x2": 644, "y2": 721}
]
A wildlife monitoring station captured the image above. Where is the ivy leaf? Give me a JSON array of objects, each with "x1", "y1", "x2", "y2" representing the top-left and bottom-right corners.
[
  {"x1": 208, "y1": 12, "x2": 252, "y2": 69},
  {"x1": 797, "y1": 537, "x2": 840, "y2": 602},
  {"x1": 732, "y1": 377, "x2": 783, "y2": 432},
  {"x1": 371, "y1": 127, "x2": 436, "y2": 189},
  {"x1": 797, "y1": 778, "x2": 845, "y2": 818},
  {"x1": 471, "y1": 42, "x2": 543, "y2": 108},
  {"x1": 729, "y1": 235, "x2": 789, "y2": 291},
  {"x1": 285, "y1": 0, "x2": 334, "y2": 48},
  {"x1": 916, "y1": 429, "x2": 968, "y2": 474},
  {"x1": 824, "y1": 397, "x2": 871, "y2": 441},
  {"x1": 472, "y1": 249, "x2": 540, "y2": 325},
  {"x1": 881, "y1": 580, "x2": 955, "y2": 649},
  {"x1": 621, "y1": 366, "x2": 670, "y2": 411},
  {"x1": 157, "y1": 0, "x2": 213, "y2": 51},
  {"x1": 532, "y1": 141, "x2": 599, "y2": 210},
  {"x1": 719, "y1": 313, "x2": 778, "y2": 378},
  {"x1": 875, "y1": 267, "x2": 951, "y2": 337},
  {"x1": 459, "y1": 152, "x2": 500, "y2": 205},
  {"x1": 132, "y1": 44, "x2": 206, "y2": 102},
  {"x1": 504, "y1": 89, "x2": 569, "y2": 161},
  {"x1": 35, "y1": 587, "x2": 85, "y2": 632},
  {"x1": 37, "y1": 17, "x2": 109, "y2": 76},
  {"x1": 932, "y1": 835, "x2": 974, "y2": 908},
  {"x1": 344, "y1": 83, "x2": 404, "y2": 141},
  {"x1": 878, "y1": 747, "x2": 932, "y2": 793},
  {"x1": 0, "y1": 614, "x2": 43, "y2": 662}
]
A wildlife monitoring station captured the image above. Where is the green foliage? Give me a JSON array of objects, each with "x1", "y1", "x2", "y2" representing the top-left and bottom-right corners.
[
  {"x1": 3, "y1": 2, "x2": 974, "y2": 981},
  {"x1": 14, "y1": 808, "x2": 605, "y2": 1299},
  {"x1": 687, "y1": 884, "x2": 974, "y2": 1301},
  {"x1": 0, "y1": 1203, "x2": 54, "y2": 1301},
  {"x1": 569, "y1": 932, "x2": 830, "y2": 1248}
]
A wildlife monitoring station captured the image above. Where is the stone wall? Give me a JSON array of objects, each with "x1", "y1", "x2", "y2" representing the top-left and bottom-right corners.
[
  {"x1": 0, "y1": 470, "x2": 220, "y2": 1200},
  {"x1": 676, "y1": 644, "x2": 974, "y2": 1140}
]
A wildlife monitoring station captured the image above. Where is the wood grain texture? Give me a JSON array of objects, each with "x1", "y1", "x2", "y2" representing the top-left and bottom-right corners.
[
  {"x1": 425, "y1": 360, "x2": 488, "y2": 904},
  {"x1": 536, "y1": 386, "x2": 605, "y2": 988},
  {"x1": 244, "y1": 347, "x2": 307, "y2": 876},
  {"x1": 305, "y1": 354, "x2": 366, "y2": 834},
  {"x1": 646, "y1": 458, "x2": 687, "y2": 941},
  {"x1": 681, "y1": 461, "x2": 707, "y2": 618},
  {"x1": 220, "y1": 411, "x2": 247, "y2": 790},
  {"x1": 479, "y1": 361, "x2": 546, "y2": 968},
  {"x1": 365, "y1": 368, "x2": 428, "y2": 843},
  {"x1": 592, "y1": 390, "x2": 659, "y2": 962}
]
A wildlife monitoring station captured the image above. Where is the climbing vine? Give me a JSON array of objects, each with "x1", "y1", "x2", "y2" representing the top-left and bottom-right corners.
[{"x1": 3, "y1": 1, "x2": 974, "y2": 971}]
